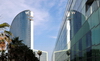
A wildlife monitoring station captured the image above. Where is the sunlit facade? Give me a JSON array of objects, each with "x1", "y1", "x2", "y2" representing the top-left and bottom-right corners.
[
  {"x1": 52, "y1": 14, "x2": 71, "y2": 61},
  {"x1": 10, "y1": 10, "x2": 34, "y2": 49},
  {"x1": 34, "y1": 50, "x2": 48, "y2": 61}
]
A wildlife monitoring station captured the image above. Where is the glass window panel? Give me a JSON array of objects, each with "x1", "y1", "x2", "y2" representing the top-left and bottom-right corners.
[
  {"x1": 95, "y1": 57, "x2": 100, "y2": 61},
  {"x1": 95, "y1": 45, "x2": 100, "y2": 57},
  {"x1": 79, "y1": 39, "x2": 82, "y2": 52},
  {"x1": 82, "y1": 50, "x2": 86, "y2": 59},
  {"x1": 87, "y1": 57, "x2": 92, "y2": 61},
  {"x1": 92, "y1": 25, "x2": 100, "y2": 45},
  {"x1": 86, "y1": 47, "x2": 92, "y2": 58},
  {"x1": 76, "y1": 53, "x2": 79, "y2": 61},
  {"x1": 79, "y1": 52, "x2": 82, "y2": 60},
  {"x1": 76, "y1": 42, "x2": 79, "y2": 53},
  {"x1": 82, "y1": 36, "x2": 86, "y2": 50},
  {"x1": 92, "y1": 46, "x2": 96, "y2": 57},
  {"x1": 92, "y1": 57, "x2": 96, "y2": 61},
  {"x1": 91, "y1": 9, "x2": 99, "y2": 26},
  {"x1": 86, "y1": 31, "x2": 92, "y2": 48}
]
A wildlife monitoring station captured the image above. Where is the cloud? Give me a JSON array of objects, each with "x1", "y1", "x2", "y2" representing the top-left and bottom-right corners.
[
  {"x1": 0, "y1": 0, "x2": 68, "y2": 61},
  {"x1": 50, "y1": 36, "x2": 57, "y2": 39},
  {"x1": 0, "y1": 0, "x2": 27, "y2": 24},
  {"x1": 0, "y1": 0, "x2": 51, "y2": 27},
  {"x1": 0, "y1": 0, "x2": 66, "y2": 30},
  {"x1": 34, "y1": 10, "x2": 50, "y2": 26}
]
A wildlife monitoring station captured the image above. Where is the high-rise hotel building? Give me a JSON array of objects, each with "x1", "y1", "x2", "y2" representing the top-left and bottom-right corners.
[
  {"x1": 10, "y1": 10, "x2": 48, "y2": 61},
  {"x1": 10, "y1": 10, "x2": 34, "y2": 49},
  {"x1": 53, "y1": 0, "x2": 100, "y2": 61}
]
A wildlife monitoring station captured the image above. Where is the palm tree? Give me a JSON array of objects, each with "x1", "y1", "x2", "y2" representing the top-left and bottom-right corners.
[
  {"x1": 0, "y1": 23, "x2": 11, "y2": 61},
  {"x1": 37, "y1": 50, "x2": 42, "y2": 61},
  {"x1": 0, "y1": 22, "x2": 11, "y2": 45},
  {"x1": 8, "y1": 37, "x2": 23, "y2": 61},
  {"x1": 0, "y1": 23, "x2": 12, "y2": 48},
  {"x1": 0, "y1": 23, "x2": 10, "y2": 28},
  {"x1": 8, "y1": 37, "x2": 39, "y2": 61},
  {"x1": 0, "y1": 36, "x2": 5, "y2": 51}
]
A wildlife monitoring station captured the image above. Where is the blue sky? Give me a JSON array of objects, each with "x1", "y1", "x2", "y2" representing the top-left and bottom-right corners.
[{"x1": 0, "y1": 0, "x2": 67, "y2": 61}]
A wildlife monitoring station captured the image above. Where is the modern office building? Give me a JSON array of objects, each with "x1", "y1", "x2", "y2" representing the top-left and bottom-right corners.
[
  {"x1": 34, "y1": 49, "x2": 48, "y2": 61},
  {"x1": 66, "y1": 0, "x2": 100, "y2": 61},
  {"x1": 53, "y1": 0, "x2": 100, "y2": 61},
  {"x1": 52, "y1": 13, "x2": 71, "y2": 61},
  {"x1": 10, "y1": 10, "x2": 34, "y2": 49}
]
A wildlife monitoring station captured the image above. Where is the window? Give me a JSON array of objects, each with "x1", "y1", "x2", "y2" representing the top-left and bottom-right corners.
[
  {"x1": 86, "y1": 0, "x2": 94, "y2": 11},
  {"x1": 86, "y1": 31, "x2": 92, "y2": 48},
  {"x1": 79, "y1": 39, "x2": 82, "y2": 51}
]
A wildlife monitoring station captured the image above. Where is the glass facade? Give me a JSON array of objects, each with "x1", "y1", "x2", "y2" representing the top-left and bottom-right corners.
[
  {"x1": 66, "y1": 0, "x2": 100, "y2": 61},
  {"x1": 53, "y1": 12, "x2": 70, "y2": 61},
  {"x1": 53, "y1": 49, "x2": 70, "y2": 61},
  {"x1": 54, "y1": 24, "x2": 67, "y2": 51},
  {"x1": 10, "y1": 10, "x2": 34, "y2": 49},
  {"x1": 53, "y1": 0, "x2": 100, "y2": 61},
  {"x1": 34, "y1": 50, "x2": 48, "y2": 61}
]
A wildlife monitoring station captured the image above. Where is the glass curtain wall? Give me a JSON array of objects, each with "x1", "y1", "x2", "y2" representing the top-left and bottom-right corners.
[
  {"x1": 10, "y1": 10, "x2": 33, "y2": 48},
  {"x1": 68, "y1": 0, "x2": 100, "y2": 61}
]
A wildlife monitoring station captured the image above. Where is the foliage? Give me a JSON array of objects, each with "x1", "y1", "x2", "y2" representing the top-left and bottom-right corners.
[
  {"x1": 0, "y1": 23, "x2": 39, "y2": 61},
  {"x1": 66, "y1": 49, "x2": 70, "y2": 56},
  {"x1": 4, "y1": 31, "x2": 12, "y2": 36},
  {"x1": 37, "y1": 50, "x2": 42, "y2": 61},
  {"x1": 8, "y1": 37, "x2": 39, "y2": 61},
  {"x1": 0, "y1": 23, "x2": 10, "y2": 28},
  {"x1": 0, "y1": 23, "x2": 11, "y2": 50},
  {"x1": 37, "y1": 50, "x2": 42, "y2": 56},
  {"x1": 0, "y1": 23, "x2": 11, "y2": 61}
]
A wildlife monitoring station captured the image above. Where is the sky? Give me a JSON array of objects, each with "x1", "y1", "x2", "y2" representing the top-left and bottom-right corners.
[{"x1": 0, "y1": 0, "x2": 68, "y2": 61}]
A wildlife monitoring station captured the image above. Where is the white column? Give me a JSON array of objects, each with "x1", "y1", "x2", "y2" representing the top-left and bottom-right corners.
[
  {"x1": 31, "y1": 20, "x2": 34, "y2": 49},
  {"x1": 67, "y1": 20, "x2": 70, "y2": 49}
]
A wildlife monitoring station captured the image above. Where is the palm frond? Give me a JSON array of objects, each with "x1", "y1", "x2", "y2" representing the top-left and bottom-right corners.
[
  {"x1": 4, "y1": 31, "x2": 12, "y2": 36},
  {"x1": 0, "y1": 23, "x2": 10, "y2": 28}
]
